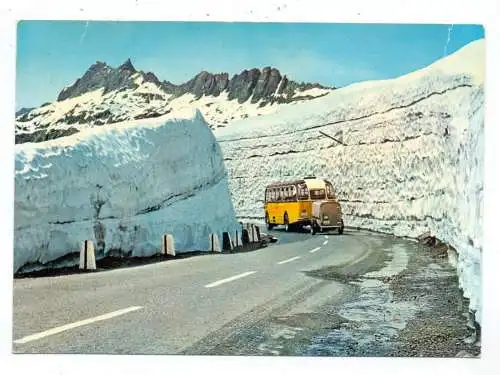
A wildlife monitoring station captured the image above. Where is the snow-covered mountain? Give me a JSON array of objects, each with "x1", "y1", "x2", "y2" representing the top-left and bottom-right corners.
[
  {"x1": 217, "y1": 39, "x2": 484, "y2": 323},
  {"x1": 15, "y1": 59, "x2": 332, "y2": 143}
]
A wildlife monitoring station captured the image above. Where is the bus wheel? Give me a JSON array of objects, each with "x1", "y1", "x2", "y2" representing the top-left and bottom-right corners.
[
  {"x1": 310, "y1": 221, "x2": 317, "y2": 235},
  {"x1": 265, "y1": 212, "x2": 274, "y2": 230},
  {"x1": 338, "y1": 220, "x2": 344, "y2": 235},
  {"x1": 284, "y1": 213, "x2": 291, "y2": 232}
]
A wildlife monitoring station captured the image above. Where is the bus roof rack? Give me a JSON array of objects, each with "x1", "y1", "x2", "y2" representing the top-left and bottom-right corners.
[{"x1": 304, "y1": 176, "x2": 316, "y2": 179}]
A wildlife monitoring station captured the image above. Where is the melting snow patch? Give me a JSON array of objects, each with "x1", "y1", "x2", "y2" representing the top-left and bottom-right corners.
[{"x1": 364, "y1": 244, "x2": 409, "y2": 278}]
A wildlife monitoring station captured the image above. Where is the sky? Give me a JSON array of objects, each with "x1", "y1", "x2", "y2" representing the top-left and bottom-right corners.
[{"x1": 15, "y1": 22, "x2": 484, "y2": 109}]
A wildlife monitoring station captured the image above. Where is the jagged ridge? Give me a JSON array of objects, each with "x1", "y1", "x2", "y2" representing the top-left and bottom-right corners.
[
  {"x1": 15, "y1": 58, "x2": 334, "y2": 144},
  {"x1": 57, "y1": 59, "x2": 332, "y2": 104}
]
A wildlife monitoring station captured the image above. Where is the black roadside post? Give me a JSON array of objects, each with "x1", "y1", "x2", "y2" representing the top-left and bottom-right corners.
[{"x1": 84, "y1": 240, "x2": 88, "y2": 270}]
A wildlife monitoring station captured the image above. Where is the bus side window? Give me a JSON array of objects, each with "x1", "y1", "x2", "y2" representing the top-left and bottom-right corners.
[
  {"x1": 272, "y1": 188, "x2": 276, "y2": 201},
  {"x1": 326, "y1": 183, "x2": 336, "y2": 199},
  {"x1": 298, "y1": 184, "x2": 309, "y2": 200},
  {"x1": 290, "y1": 186, "x2": 297, "y2": 200},
  {"x1": 284, "y1": 187, "x2": 289, "y2": 201}
]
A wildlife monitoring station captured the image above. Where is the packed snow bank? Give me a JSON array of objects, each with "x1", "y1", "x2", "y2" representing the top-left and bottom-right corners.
[
  {"x1": 216, "y1": 39, "x2": 484, "y2": 323},
  {"x1": 14, "y1": 109, "x2": 239, "y2": 273}
]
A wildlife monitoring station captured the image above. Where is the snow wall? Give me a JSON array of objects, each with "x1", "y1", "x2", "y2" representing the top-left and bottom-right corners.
[
  {"x1": 216, "y1": 40, "x2": 484, "y2": 324},
  {"x1": 14, "y1": 109, "x2": 239, "y2": 273}
]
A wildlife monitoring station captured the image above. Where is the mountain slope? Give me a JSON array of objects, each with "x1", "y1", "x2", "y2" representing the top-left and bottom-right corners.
[{"x1": 15, "y1": 61, "x2": 333, "y2": 143}]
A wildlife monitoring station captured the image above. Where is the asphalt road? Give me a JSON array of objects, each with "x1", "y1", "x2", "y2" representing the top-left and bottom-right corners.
[{"x1": 12, "y1": 229, "x2": 425, "y2": 355}]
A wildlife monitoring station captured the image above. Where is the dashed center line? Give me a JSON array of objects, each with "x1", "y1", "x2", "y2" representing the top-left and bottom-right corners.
[
  {"x1": 277, "y1": 256, "x2": 301, "y2": 265},
  {"x1": 204, "y1": 271, "x2": 257, "y2": 288},
  {"x1": 14, "y1": 306, "x2": 144, "y2": 344},
  {"x1": 309, "y1": 247, "x2": 321, "y2": 253},
  {"x1": 324, "y1": 235, "x2": 329, "y2": 239},
  {"x1": 323, "y1": 240, "x2": 328, "y2": 245}
]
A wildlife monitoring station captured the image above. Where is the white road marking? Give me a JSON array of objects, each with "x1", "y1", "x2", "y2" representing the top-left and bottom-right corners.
[
  {"x1": 324, "y1": 235, "x2": 329, "y2": 239},
  {"x1": 204, "y1": 271, "x2": 256, "y2": 288},
  {"x1": 323, "y1": 240, "x2": 328, "y2": 245},
  {"x1": 277, "y1": 256, "x2": 301, "y2": 265},
  {"x1": 14, "y1": 306, "x2": 143, "y2": 344},
  {"x1": 309, "y1": 247, "x2": 321, "y2": 253}
]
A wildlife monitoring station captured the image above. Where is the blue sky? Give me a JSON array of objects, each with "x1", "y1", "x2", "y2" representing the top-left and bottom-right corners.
[{"x1": 16, "y1": 22, "x2": 484, "y2": 109}]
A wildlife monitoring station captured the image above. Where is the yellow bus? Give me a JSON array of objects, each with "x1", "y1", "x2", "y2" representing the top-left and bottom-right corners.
[{"x1": 264, "y1": 177, "x2": 344, "y2": 235}]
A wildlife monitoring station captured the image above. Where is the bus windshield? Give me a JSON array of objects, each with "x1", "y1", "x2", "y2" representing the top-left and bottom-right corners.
[
  {"x1": 310, "y1": 189, "x2": 326, "y2": 200},
  {"x1": 326, "y1": 182, "x2": 336, "y2": 199}
]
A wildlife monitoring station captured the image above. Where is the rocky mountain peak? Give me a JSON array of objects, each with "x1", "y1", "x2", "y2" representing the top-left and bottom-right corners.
[
  {"x1": 225, "y1": 66, "x2": 327, "y2": 104},
  {"x1": 89, "y1": 61, "x2": 110, "y2": 71},
  {"x1": 57, "y1": 59, "x2": 142, "y2": 101},
  {"x1": 118, "y1": 58, "x2": 136, "y2": 73},
  {"x1": 175, "y1": 71, "x2": 230, "y2": 98}
]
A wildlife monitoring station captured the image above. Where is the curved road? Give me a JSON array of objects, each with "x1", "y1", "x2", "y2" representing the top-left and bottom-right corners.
[{"x1": 13, "y1": 230, "x2": 417, "y2": 355}]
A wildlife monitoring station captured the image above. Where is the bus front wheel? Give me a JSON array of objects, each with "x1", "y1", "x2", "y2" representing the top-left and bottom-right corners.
[
  {"x1": 338, "y1": 220, "x2": 344, "y2": 235},
  {"x1": 310, "y1": 220, "x2": 317, "y2": 235}
]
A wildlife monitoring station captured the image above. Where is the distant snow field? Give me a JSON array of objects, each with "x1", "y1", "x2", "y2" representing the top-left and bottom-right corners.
[
  {"x1": 14, "y1": 110, "x2": 239, "y2": 273},
  {"x1": 216, "y1": 40, "x2": 484, "y2": 323}
]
